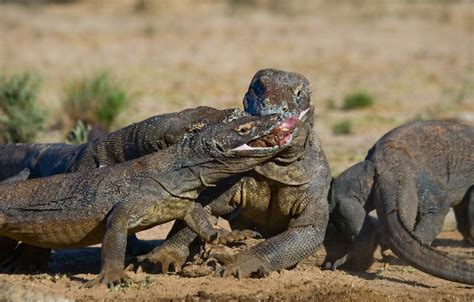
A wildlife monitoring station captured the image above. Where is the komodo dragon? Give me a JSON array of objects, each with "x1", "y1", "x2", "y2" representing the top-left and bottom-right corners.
[
  {"x1": 132, "y1": 69, "x2": 332, "y2": 278},
  {"x1": 323, "y1": 120, "x2": 474, "y2": 285},
  {"x1": 0, "y1": 106, "x2": 241, "y2": 180},
  {"x1": 0, "y1": 114, "x2": 300, "y2": 287},
  {"x1": 0, "y1": 106, "x2": 243, "y2": 272}
]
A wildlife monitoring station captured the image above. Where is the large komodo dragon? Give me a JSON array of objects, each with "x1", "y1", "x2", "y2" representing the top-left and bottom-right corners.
[
  {"x1": 0, "y1": 106, "x2": 243, "y2": 272},
  {"x1": 0, "y1": 113, "x2": 300, "y2": 287},
  {"x1": 133, "y1": 69, "x2": 332, "y2": 278},
  {"x1": 323, "y1": 120, "x2": 474, "y2": 285}
]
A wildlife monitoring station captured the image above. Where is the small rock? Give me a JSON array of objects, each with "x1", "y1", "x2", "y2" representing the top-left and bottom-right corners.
[{"x1": 182, "y1": 264, "x2": 214, "y2": 277}]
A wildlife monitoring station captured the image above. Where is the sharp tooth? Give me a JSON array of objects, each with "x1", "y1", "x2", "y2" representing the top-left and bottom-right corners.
[
  {"x1": 298, "y1": 108, "x2": 310, "y2": 120},
  {"x1": 232, "y1": 144, "x2": 254, "y2": 151},
  {"x1": 281, "y1": 127, "x2": 289, "y2": 131}
]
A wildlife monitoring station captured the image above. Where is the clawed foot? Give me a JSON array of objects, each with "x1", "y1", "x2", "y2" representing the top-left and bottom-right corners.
[
  {"x1": 0, "y1": 243, "x2": 50, "y2": 273},
  {"x1": 83, "y1": 270, "x2": 131, "y2": 289},
  {"x1": 322, "y1": 254, "x2": 349, "y2": 271},
  {"x1": 214, "y1": 229, "x2": 261, "y2": 245},
  {"x1": 126, "y1": 242, "x2": 191, "y2": 274},
  {"x1": 213, "y1": 253, "x2": 270, "y2": 279}
]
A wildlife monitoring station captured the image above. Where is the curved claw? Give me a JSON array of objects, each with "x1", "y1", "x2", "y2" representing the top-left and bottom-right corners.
[
  {"x1": 322, "y1": 260, "x2": 333, "y2": 270},
  {"x1": 83, "y1": 271, "x2": 131, "y2": 289},
  {"x1": 322, "y1": 253, "x2": 350, "y2": 271}
]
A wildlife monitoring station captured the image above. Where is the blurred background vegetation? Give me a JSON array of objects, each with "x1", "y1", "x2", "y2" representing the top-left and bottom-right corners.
[
  {"x1": 0, "y1": 73, "x2": 45, "y2": 143},
  {"x1": 0, "y1": 0, "x2": 472, "y2": 174}
]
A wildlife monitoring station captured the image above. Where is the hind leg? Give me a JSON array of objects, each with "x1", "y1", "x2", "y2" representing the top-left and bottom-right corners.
[
  {"x1": 412, "y1": 174, "x2": 451, "y2": 245},
  {"x1": 413, "y1": 209, "x2": 450, "y2": 245},
  {"x1": 453, "y1": 186, "x2": 474, "y2": 245}
]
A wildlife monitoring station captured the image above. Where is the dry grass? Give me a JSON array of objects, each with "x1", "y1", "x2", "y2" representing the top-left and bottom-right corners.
[{"x1": 0, "y1": 0, "x2": 472, "y2": 174}]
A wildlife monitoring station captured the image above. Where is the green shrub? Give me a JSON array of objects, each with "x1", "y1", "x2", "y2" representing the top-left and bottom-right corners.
[
  {"x1": 0, "y1": 73, "x2": 45, "y2": 143},
  {"x1": 63, "y1": 71, "x2": 129, "y2": 130},
  {"x1": 64, "y1": 120, "x2": 91, "y2": 145},
  {"x1": 332, "y1": 120, "x2": 352, "y2": 135},
  {"x1": 342, "y1": 91, "x2": 374, "y2": 110}
]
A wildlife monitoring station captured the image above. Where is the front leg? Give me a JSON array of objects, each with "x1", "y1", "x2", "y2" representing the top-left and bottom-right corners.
[
  {"x1": 133, "y1": 180, "x2": 241, "y2": 273},
  {"x1": 323, "y1": 215, "x2": 379, "y2": 271},
  {"x1": 218, "y1": 192, "x2": 329, "y2": 278},
  {"x1": 134, "y1": 220, "x2": 204, "y2": 274},
  {"x1": 85, "y1": 190, "x2": 228, "y2": 287},
  {"x1": 322, "y1": 198, "x2": 369, "y2": 270},
  {"x1": 84, "y1": 203, "x2": 130, "y2": 288}
]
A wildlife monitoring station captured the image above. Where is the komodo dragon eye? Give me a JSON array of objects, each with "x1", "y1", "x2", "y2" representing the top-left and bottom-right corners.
[
  {"x1": 235, "y1": 123, "x2": 253, "y2": 134},
  {"x1": 186, "y1": 122, "x2": 207, "y2": 134},
  {"x1": 293, "y1": 84, "x2": 303, "y2": 97}
]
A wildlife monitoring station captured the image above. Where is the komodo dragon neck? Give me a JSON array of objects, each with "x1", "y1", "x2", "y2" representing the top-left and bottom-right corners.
[{"x1": 254, "y1": 119, "x2": 317, "y2": 186}]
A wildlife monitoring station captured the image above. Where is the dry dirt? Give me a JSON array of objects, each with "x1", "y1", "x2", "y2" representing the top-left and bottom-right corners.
[
  {"x1": 0, "y1": 0, "x2": 473, "y2": 301},
  {"x1": 0, "y1": 225, "x2": 473, "y2": 301}
]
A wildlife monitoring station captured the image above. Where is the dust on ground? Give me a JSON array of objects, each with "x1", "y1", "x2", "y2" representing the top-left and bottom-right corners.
[{"x1": 0, "y1": 226, "x2": 472, "y2": 301}]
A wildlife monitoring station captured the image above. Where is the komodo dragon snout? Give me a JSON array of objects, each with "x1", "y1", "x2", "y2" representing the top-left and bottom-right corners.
[{"x1": 243, "y1": 69, "x2": 313, "y2": 120}]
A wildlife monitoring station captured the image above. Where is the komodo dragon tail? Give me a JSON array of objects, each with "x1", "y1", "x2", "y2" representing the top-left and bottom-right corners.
[{"x1": 374, "y1": 170, "x2": 474, "y2": 285}]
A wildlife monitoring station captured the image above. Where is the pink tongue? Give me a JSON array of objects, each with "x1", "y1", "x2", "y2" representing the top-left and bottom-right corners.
[{"x1": 280, "y1": 117, "x2": 299, "y2": 130}]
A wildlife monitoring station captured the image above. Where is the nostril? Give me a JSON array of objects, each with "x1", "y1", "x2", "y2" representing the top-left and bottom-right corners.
[{"x1": 215, "y1": 142, "x2": 225, "y2": 153}]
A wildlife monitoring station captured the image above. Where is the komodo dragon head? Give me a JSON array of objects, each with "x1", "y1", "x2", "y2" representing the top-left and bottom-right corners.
[
  {"x1": 243, "y1": 68, "x2": 313, "y2": 167},
  {"x1": 159, "y1": 114, "x2": 301, "y2": 198},
  {"x1": 185, "y1": 114, "x2": 301, "y2": 184},
  {"x1": 244, "y1": 69, "x2": 313, "y2": 125}
]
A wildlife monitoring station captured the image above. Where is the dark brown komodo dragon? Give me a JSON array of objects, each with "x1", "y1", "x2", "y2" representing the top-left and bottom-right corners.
[
  {"x1": 0, "y1": 113, "x2": 300, "y2": 287},
  {"x1": 0, "y1": 106, "x2": 245, "y2": 272},
  {"x1": 133, "y1": 69, "x2": 332, "y2": 278},
  {"x1": 323, "y1": 120, "x2": 474, "y2": 285}
]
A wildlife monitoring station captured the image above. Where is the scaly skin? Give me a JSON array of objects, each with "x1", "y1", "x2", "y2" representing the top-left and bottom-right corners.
[
  {"x1": 0, "y1": 106, "x2": 241, "y2": 179},
  {"x1": 323, "y1": 120, "x2": 474, "y2": 285},
  {"x1": 134, "y1": 69, "x2": 331, "y2": 278},
  {"x1": 0, "y1": 106, "x2": 243, "y2": 272},
  {"x1": 0, "y1": 114, "x2": 297, "y2": 287}
]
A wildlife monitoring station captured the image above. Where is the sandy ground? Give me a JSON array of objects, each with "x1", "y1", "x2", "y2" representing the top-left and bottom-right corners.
[
  {"x1": 0, "y1": 226, "x2": 472, "y2": 301},
  {"x1": 0, "y1": 0, "x2": 473, "y2": 301}
]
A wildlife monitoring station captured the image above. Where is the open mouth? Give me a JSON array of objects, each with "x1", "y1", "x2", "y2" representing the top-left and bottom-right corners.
[
  {"x1": 233, "y1": 108, "x2": 309, "y2": 151},
  {"x1": 247, "y1": 116, "x2": 298, "y2": 148}
]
